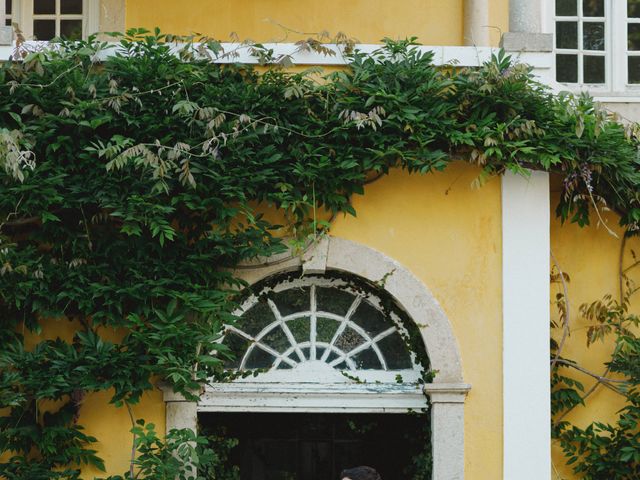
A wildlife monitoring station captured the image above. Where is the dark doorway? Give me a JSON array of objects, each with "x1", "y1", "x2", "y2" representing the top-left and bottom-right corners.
[{"x1": 199, "y1": 412, "x2": 429, "y2": 480}]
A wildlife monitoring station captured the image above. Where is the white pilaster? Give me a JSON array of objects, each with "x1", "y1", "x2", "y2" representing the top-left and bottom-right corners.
[
  {"x1": 463, "y1": 0, "x2": 490, "y2": 46},
  {"x1": 509, "y1": 0, "x2": 542, "y2": 33},
  {"x1": 429, "y1": 388, "x2": 467, "y2": 480},
  {"x1": 501, "y1": 171, "x2": 550, "y2": 480}
]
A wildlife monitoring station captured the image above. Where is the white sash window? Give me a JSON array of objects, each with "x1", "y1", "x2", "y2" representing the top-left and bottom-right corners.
[
  {"x1": 6, "y1": 0, "x2": 98, "y2": 40},
  {"x1": 553, "y1": 0, "x2": 640, "y2": 91}
]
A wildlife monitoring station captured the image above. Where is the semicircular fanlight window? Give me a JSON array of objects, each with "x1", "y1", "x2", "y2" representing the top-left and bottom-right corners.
[{"x1": 223, "y1": 275, "x2": 420, "y2": 377}]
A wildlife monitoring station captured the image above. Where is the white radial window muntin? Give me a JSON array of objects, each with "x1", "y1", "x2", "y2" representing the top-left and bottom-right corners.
[{"x1": 223, "y1": 274, "x2": 425, "y2": 384}]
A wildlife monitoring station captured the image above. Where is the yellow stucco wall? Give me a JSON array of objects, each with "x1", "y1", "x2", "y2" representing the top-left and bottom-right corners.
[
  {"x1": 19, "y1": 319, "x2": 166, "y2": 478},
  {"x1": 550, "y1": 190, "x2": 640, "y2": 480},
  {"x1": 35, "y1": 163, "x2": 498, "y2": 477},
  {"x1": 331, "y1": 164, "x2": 503, "y2": 479},
  {"x1": 124, "y1": 0, "x2": 507, "y2": 47},
  {"x1": 22, "y1": 1, "x2": 636, "y2": 478}
]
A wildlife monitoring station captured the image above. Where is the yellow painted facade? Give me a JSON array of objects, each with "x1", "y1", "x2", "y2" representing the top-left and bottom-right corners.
[
  {"x1": 5, "y1": 1, "x2": 636, "y2": 479},
  {"x1": 550, "y1": 191, "x2": 640, "y2": 480},
  {"x1": 331, "y1": 165, "x2": 503, "y2": 479},
  {"x1": 126, "y1": 0, "x2": 508, "y2": 47},
  {"x1": 68, "y1": 162, "x2": 503, "y2": 478}
]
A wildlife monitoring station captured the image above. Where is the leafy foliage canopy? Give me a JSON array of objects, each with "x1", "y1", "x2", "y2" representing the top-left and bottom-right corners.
[{"x1": 0, "y1": 29, "x2": 639, "y2": 477}]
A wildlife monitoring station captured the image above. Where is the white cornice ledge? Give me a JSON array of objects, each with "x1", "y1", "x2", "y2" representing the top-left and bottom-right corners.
[
  {"x1": 424, "y1": 383, "x2": 471, "y2": 403},
  {"x1": 0, "y1": 42, "x2": 554, "y2": 69}
]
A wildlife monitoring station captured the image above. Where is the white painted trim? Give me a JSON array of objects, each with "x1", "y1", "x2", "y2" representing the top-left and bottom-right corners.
[
  {"x1": 84, "y1": 0, "x2": 99, "y2": 37},
  {"x1": 501, "y1": 171, "x2": 551, "y2": 480},
  {"x1": 199, "y1": 383, "x2": 429, "y2": 413},
  {"x1": 0, "y1": 41, "x2": 553, "y2": 69}
]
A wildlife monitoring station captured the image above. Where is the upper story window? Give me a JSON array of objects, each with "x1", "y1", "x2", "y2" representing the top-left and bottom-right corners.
[
  {"x1": 5, "y1": 1, "x2": 12, "y2": 27},
  {"x1": 554, "y1": 0, "x2": 640, "y2": 91},
  {"x1": 629, "y1": 0, "x2": 640, "y2": 83},
  {"x1": 5, "y1": 0, "x2": 97, "y2": 41}
]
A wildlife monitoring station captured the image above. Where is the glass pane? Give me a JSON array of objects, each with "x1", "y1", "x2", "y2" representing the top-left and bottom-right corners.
[
  {"x1": 287, "y1": 317, "x2": 310, "y2": 344},
  {"x1": 270, "y1": 288, "x2": 309, "y2": 317},
  {"x1": 33, "y1": 20, "x2": 56, "y2": 40},
  {"x1": 557, "y1": 22, "x2": 578, "y2": 49},
  {"x1": 61, "y1": 0, "x2": 82, "y2": 14},
  {"x1": 34, "y1": 0, "x2": 56, "y2": 14},
  {"x1": 583, "y1": 22, "x2": 605, "y2": 50},
  {"x1": 352, "y1": 348, "x2": 382, "y2": 369},
  {"x1": 239, "y1": 301, "x2": 275, "y2": 337},
  {"x1": 556, "y1": 54, "x2": 578, "y2": 82},
  {"x1": 334, "y1": 360, "x2": 348, "y2": 370},
  {"x1": 316, "y1": 287, "x2": 354, "y2": 316},
  {"x1": 556, "y1": 0, "x2": 577, "y2": 16},
  {"x1": 244, "y1": 347, "x2": 275, "y2": 369},
  {"x1": 334, "y1": 327, "x2": 365, "y2": 353},
  {"x1": 316, "y1": 317, "x2": 339, "y2": 343},
  {"x1": 300, "y1": 346, "x2": 311, "y2": 361},
  {"x1": 629, "y1": 57, "x2": 640, "y2": 83},
  {"x1": 60, "y1": 19, "x2": 82, "y2": 39},
  {"x1": 223, "y1": 332, "x2": 250, "y2": 368},
  {"x1": 584, "y1": 55, "x2": 605, "y2": 83},
  {"x1": 261, "y1": 326, "x2": 290, "y2": 353},
  {"x1": 630, "y1": 0, "x2": 640, "y2": 18},
  {"x1": 377, "y1": 333, "x2": 412, "y2": 369},
  {"x1": 4, "y1": 19, "x2": 10, "y2": 27},
  {"x1": 326, "y1": 351, "x2": 340, "y2": 363},
  {"x1": 350, "y1": 301, "x2": 389, "y2": 337},
  {"x1": 629, "y1": 24, "x2": 640, "y2": 50},
  {"x1": 5, "y1": 0, "x2": 11, "y2": 15},
  {"x1": 582, "y1": 0, "x2": 604, "y2": 17}
]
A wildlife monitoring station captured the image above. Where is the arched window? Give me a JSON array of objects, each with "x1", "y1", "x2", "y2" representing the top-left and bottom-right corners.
[{"x1": 223, "y1": 274, "x2": 424, "y2": 385}]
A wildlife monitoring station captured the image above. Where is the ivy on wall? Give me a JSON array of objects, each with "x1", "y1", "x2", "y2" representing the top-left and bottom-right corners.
[
  {"x1": 551, "y1": 255, "x2": 640, "y2": 479},
  {"x1": 0, "y1": 29, "x2": 639, "y2": 478}
]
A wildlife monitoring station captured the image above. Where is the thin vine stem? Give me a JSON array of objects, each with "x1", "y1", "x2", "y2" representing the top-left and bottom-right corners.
[
  {"x1": 550, "y1": 249, "x2": 571, "y2": 372},
  {"x1": 125, "y1": 401, "x2": 137, "y2": 479}
]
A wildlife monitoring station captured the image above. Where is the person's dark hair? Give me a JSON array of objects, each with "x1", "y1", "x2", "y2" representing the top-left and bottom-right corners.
[{"x1": 340, "y1": 466, "x2": 382, "y2": 480}]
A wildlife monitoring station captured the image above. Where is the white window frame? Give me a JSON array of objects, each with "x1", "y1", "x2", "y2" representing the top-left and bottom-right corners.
[
  {"x1": 546, "y1": 0, "x2": 640, "y2": 96},
  {"x1": 4, "y1": 0, "x2": 13, "y2": 27},
  {"x1": 10, "y1": 0, "x2": 98, "y2": 40}
]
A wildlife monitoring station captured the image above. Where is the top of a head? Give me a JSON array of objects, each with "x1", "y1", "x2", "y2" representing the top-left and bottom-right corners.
[{"x1": 340, "y1": 466, "x2": 382, "y2": 480}]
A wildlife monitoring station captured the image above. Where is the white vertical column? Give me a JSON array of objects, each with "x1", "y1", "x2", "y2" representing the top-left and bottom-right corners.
[
  {"x1": 502, "y1": 171, "x2": 550, "y2": 480},
  {"x1": 166, "y1": 400, "x2": 198, "y2": 432},
  {"x1": 501, "y1": 0, "x2": 552, "y2": 53},
  {"x1": 509, "y1": 0, "x2": 542, "y2": 33},
  {"x1": 463, "y1": 0, "x2": 490, "y2": 46},
  {"x1": 430, "y1": 390, "x2": 467, "y2": 480}
]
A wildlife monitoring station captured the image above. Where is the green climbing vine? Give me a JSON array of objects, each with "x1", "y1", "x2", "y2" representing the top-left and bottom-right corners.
[
  {"x1": 551, "y1": 250, "x2": 640, "y2": 479},
  {"x1": 0, "y1": 27, "x2": 639, "y2": 478}
]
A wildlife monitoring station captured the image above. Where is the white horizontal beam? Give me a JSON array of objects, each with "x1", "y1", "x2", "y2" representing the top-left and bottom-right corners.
[
  {"x1": 0, "y1": 41, "x2": 552, "y2": 69},
  {"x1": 199, "y1": 384, "x2": 428, "y2": 413}
]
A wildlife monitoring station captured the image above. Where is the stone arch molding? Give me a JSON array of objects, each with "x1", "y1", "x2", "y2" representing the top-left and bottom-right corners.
[{"x1": 163, "y1": 236, "x2": 470, "y2": 480}]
